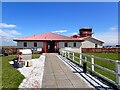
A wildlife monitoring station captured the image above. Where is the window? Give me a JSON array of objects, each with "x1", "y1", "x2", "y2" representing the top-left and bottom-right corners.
[
  {"x1": 23, "y1": 42, "x2": 27, "y2": 47},
  {"x1": 73, "y1": 42, "x2": 76, "y2": 47},
  {"x1": 34, "y1": 42, "x2": 37, "y2": 47},
  {"x1": 64, "y1": 42, "x2": 68, "y2": 47},
  {"x1": 95, "y1": 44, "x2": 98, "y2": 48}
]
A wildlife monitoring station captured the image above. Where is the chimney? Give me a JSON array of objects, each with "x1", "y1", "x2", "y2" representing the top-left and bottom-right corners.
[{"x1": 79, "y1": 28, "x2": 93, "y2": 37}]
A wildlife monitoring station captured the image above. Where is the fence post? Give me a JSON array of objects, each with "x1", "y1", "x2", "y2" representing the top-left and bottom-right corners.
[
  {"x1": 116, "y1": 60, "x2": 120, "y2": 89},
  {"x1": 65, "y1": 51, "x2": 67, "y2": 57},
  {"x1": 79, "y1": 47, "x2": 82, "y2": 66},
  {"x1": 85, "y1": 56, "x2": 87, "y2": 62},
  {"x1": 62, "y1": 51, "x2": 64, "y2": 56},
  {"x1": 73, "y1": 52, "x2": 74, "y2": 61},
  {"x1": 91, "y1": 55, "x2": 94, "y2": 72},
  {"x1": 68, "y1": 51, "x2": 70, "y2": 58},
  {"x1": 62, "y1": 51, "x2": 64, "y2": 57}
]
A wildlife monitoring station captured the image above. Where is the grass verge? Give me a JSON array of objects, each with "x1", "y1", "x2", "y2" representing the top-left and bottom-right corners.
[
  {"x1": 2, "y1": 55, "x2": 24, "y2": 89},
  {"x1": 32, "y1": 54, "x2": 40, "y2": 59},
  {"x1": 1, "y1": 54, "x2": 41, "y2": 89}
]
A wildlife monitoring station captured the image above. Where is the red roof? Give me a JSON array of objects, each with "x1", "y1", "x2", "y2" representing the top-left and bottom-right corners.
[
  {"x1": 14, "y1": 32, "x2": 84, "y2": 41},
  {"x1": 70, "y1": 35, "x2": 81, "y2": 38}
]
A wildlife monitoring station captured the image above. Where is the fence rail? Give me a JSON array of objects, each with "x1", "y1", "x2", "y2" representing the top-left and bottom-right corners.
[{"x1": 60, "y1": 50, "x2": 120, "y2": 89}]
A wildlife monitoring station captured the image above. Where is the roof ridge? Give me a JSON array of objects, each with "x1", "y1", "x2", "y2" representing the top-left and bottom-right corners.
[{"x1": 14, "y1": 32, "x2": 84, "y2": 41}]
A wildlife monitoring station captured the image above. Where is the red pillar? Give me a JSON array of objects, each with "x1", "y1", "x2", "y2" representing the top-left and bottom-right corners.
[
  {"x1": 55, "y1": 42, "x2": 58, "y2": 53},
  {"x1": 44, "y1": 42, "x2": 47, "y2": 53}
]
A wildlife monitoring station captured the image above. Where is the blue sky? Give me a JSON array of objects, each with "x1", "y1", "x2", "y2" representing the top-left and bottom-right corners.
[{"x1": 1, "y1": 2, "x2": 118, "y2": 46}]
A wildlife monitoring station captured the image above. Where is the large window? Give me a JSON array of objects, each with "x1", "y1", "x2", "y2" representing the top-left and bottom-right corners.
[
  {"x1": 73, "y1": 42, "x2": 76, "y2": 47},
  {"x1": 34, "y1": 42, "x2": 37, "y2": 47},
  {"x1": 23, "y1": 42, "x2": 27, "y2": 47},
  {"x1": 64, "y1": 42, "x2": 68, "y2": 47}
]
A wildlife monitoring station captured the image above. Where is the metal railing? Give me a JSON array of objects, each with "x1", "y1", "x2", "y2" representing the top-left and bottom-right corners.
[{"x1": 59, "y1": 50, "x2": 120, "y2": 89}]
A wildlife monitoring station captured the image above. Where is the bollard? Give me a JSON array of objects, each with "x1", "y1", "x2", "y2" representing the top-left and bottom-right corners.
[
  {"x1": 116, "y1": 60, "x2": 120, "y2": 89},
  {"x1": 58, "y1": 51, "x2": 60, "y2": 55},
  {"x1": 83, "y1": 62, "x2": 87, "y2": 73}
]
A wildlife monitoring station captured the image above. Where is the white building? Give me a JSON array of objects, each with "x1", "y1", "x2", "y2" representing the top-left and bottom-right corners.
[{"x1": 14, "y1": 28, "x2": 104, "y2": 53}]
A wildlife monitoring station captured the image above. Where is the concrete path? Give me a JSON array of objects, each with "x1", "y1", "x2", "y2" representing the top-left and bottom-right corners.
[{"x1": 42, "y1": 53, "x2": 91, "y2": 88}]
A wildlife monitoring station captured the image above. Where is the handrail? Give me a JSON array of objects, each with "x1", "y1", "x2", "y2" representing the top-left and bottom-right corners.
[{"x1": 61, "y1": 50, "x2": 117, "y2": 63}]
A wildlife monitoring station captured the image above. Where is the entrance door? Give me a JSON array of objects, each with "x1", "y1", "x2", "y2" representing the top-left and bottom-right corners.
[{"x1": 47, "y1": 41, "x2": 55, "y2": 53}]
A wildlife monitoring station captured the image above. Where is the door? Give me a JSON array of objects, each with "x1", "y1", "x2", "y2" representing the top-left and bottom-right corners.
[{"x1": 47, "y1": 41, "x2": 55, "y2": 53}]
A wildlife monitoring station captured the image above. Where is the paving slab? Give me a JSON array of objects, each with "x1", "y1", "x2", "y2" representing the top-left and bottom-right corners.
[{"x1": 42, "y1": 53, "x2": 91, "y2": 89}]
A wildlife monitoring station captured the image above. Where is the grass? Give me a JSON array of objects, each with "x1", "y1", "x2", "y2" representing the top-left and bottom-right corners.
[
  {"x1": 2, "y1": 55, "x2": 24, "y2": 89},
  {"x1": 85, "y1": 53, "x2": 119, "y2": 82},
  {"x1": 32, "y1": 54, "x2": 40, "y2": 59},
  {"x1": 1, "y1": 54, "x2": 41, "y2": 89},
  {"x1": 85, "y1": 53, "x2": 119, "y2": 60},
  {"x1": 66, "y1": 52, "x2": 119, "y2": 82}
]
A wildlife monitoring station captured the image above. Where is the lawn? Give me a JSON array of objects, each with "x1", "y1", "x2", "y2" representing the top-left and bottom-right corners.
[
  {"x1": 1, "y1": 54, "x2": 40, "y2": 89},
  {"x1": 84, "y1": 53, "x2": 119, "y2": 82},
  {"x1": 85, "y1": 53, "x2": 119, "y2": 60},
  {"x1": 32, "y1": 54, "x2": 41, "y2": 59},
  {"x1": 65, "y1": 52, "x2": 119, "y2": 82}
]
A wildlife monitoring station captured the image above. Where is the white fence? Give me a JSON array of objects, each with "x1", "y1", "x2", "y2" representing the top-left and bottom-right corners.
[{"x1": 59, "y1": 50, "x2": 120, "y2": 89}]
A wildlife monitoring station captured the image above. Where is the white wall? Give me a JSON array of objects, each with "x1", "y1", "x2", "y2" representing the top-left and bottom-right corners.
[
  {"x1": 17, "y1": 39, "x2": 103, "y2": 49},
  {"x1": 81, "y1": 38, "x2": 103, "y2": 48},
  {"x1": 58, "y1": 42, "x2": 82, "y2": 48},
  {"x1": 17, "y1": 41, "x2": 43, "y2": 48}
]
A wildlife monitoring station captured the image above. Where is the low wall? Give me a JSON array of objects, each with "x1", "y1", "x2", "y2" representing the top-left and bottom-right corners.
[
  {"x1": 2, "y1": 47, "x2": 18, "y2": 55},
  {"x1": 1, "y1": 47, "x2": 42, "y2": 55},
  {"x1": 1, "y1": 47, "x2": 120, "y2": 55},
  {"x1": 82, "y1": 48, "x2": 120, "y2": 53}
]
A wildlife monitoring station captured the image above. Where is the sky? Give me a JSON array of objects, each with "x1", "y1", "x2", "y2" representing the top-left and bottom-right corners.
[{"x1": 1, "y1": 2, "x2": 118, "y2": 46}]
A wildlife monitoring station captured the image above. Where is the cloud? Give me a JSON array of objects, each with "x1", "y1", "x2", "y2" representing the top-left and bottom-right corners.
[
  {"x1": 0, "y1": 29, "x2": 21, "y2": 37},
  {"x1": 1, "y1": 36, "x2": 17, "y2": 46},
  {"x1": 52, "y1": 30, "x2": 67, "y2": 33},
  {"x1": 0, "y1": 29, "x2": 12, "y2": 37},
  {"x1": 5, "y1": 30, "x2": 21, "y2": 35},
  {"x1": 0, "y1": 29, "x2": 21, "y2": 46},
  {"x1": 0, "y1": 23, "x2": 16, "y2": 28},
  {"x1": 68, "y1": 32, "x2": 78, "y2": 36},
  {"x1": 0, "y1": 23, "x2": 21, "y2": 46},
  {"x1": 109, "y1": 27, "x2": 117, "y2": 31},
  {"x1": 93, "y1": 27, "x2": 118, "y2": 45}
]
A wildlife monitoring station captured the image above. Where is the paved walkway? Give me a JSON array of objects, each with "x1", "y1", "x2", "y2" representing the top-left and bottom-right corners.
[{"x1": 42, "y1": 53, "x2": 91, "y2": 88}]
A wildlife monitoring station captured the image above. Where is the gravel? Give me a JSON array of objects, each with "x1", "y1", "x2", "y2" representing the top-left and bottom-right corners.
[{"x1": 18, "y1": 54, "x2": 45, "y2": 88}]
